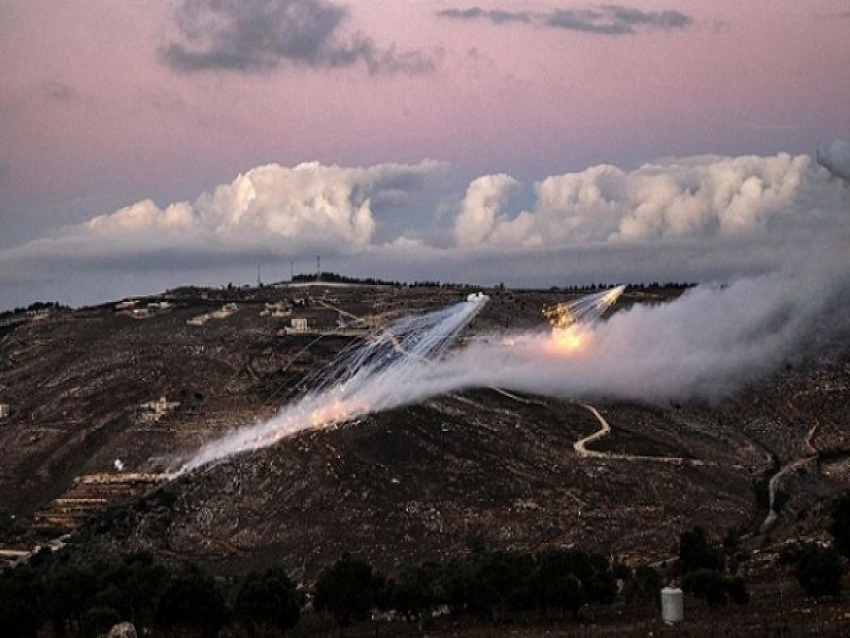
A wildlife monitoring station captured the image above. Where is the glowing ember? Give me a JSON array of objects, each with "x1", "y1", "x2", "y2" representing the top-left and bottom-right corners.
[
  {"x1": 543, "y1": 285, "x2": 625, "y2": 355},
  {"x1": 548, "y1": 325, "x2": 587, "y2": 354}
]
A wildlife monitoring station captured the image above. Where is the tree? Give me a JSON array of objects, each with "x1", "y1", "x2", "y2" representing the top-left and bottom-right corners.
[
  {"x1": 313, "y1": 554, "x2": 383, "y2": 629},
  {"x1": 0, "y1": 567, "x2": 45, "y2": 638},
  {"x1": 530, "y1": 549, "x2": 615, "y2": 619},
  {"x1": 726, "y1": 576, "x2": 749, "y2": 605},
  {"x1": 385, "y1": 562, "x2": 443, "y2": 625},
  {"x1": 45, "y1": 564, "x2": 102, "y2": 635},
  {"x1": 466, "y1": 550, "x2": 534, "y2": 621},
  {"x1": 830, "y1": 492, "x2": 850, "y2": 558},
  {"x1": 234, "y1": 567, "x2": 300, "y2": 636},
  {"x1": 99, "y1": 552, "x2": 170, "y2": 629},
  {"x1": 156, "y1": 564, "x2": 228, "y2": 637},
  {"x1": 792, "y1": 544, "x2": 843, "y2": 597},
  {"x1": 622, "y1": 565, "x2": 662, "y2": 604},
  {"x1": 682, "y1": 569, "x2": 728, "y2": 607},
  {"x1": 678, "y1": 526, "x2": 724, "y2": 575}
]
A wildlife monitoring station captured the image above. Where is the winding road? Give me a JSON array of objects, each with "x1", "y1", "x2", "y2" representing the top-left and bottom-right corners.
[
  {"x1": 760, "y1": 397, "x2": 820, "y2": 533},
  {"x1": 575, "y1": 404, "x2": 713, "y2": 466}
]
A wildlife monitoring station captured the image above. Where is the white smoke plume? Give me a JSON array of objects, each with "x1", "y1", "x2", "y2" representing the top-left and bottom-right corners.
[{"x1": 175, "y1": 227, "x2": 850, "y2": 475}]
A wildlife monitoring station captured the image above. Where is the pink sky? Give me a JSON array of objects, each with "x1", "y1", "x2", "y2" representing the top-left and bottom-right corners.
[
  {"x1": 2, "y1": 2, "x2": 848, "y2": 235},
  {"x1": 0, "y1": 0, "x2": 849, "y2": 310}
]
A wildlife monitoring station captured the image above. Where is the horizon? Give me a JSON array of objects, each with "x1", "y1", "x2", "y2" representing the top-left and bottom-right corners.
[{"x1": 1, "y1": 1, "x2": 849, "y2": 310}]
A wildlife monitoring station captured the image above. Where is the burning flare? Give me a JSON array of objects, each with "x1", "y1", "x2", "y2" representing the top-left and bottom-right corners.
[
  {"x1": 172, "y1": 286, "x2": 627, "y2": 476},
  {"x1": 543, "y1": 286, "x2": 625, "y2": 355}
]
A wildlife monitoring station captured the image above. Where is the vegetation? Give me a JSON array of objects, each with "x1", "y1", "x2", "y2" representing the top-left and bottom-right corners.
[
  {"x1": 830, "y1": 492, "x2": 850, "y2": 558},
  {"x1": 782, "y1": 543, "x2": 844, "y2": 598},
  {"x1": 677, "y1": 526, "x2": 748, "y2": 608},
  {"x1": 681, "y1": 569, "x2": 749, "y2": 607},
  {"x1": 0, "y1": 539, "x2": 749, "y2": 636},
  {"x1": 234, "y1": 567, "x2": 301, "y2": 636},
  {"x1": 622, "y1": 565, "x2": 662, "y2": 603},
  {"x1": 156, "y1": 564, "x2": 228, "y2": 637},
  {"x1": 679, "y1": 526, "x2": 725, "y2": 575},
  {"x1": 313, "y1": 553, "x2": 385, "y2": 628}
]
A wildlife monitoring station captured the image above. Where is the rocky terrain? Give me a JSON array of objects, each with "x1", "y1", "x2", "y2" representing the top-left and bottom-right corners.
[{"x1": 1, "y1": 282, "x2": 848, "y2": 591}]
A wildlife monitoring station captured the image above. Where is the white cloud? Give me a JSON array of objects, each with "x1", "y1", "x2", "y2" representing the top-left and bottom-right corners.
[
  {"x1": 1, "y1": 149, "x2": 849, "y2": 310},
  {"x1": 453, "y1": 173, "x2": 520, "y2": 246},
  {"x1": 818, "y1": 138, "x2": 850, "y2": 183},
  {"x1": 455, "y1": 152, "x2": 848, "y2": 248},
  {"x1": 84, "y1": 161, "x2": 441, "y2": 247}
]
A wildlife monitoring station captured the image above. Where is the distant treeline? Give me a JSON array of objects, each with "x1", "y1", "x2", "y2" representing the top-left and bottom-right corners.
[
  {"x1": 0, "y1": 521, "x2": 779, "y2": 638},
  {"x1": 0, "y1": 301, "x2": 69, "y2": 320},
  {"x1": 290, "y1": 272, "x2": 480, "y2": 288},
  {"x1": 289, "y1": 272, "x2": 697, "y2": 291}
]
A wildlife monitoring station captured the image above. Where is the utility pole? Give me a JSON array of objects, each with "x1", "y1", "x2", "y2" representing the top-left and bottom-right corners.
[
  {"x1": 256, "y1": 262, "x2": 262, "y2": 288},
  {"x1": 290, "y1": 260, "x2": 294, "y2": 281},
  {"x1": 316, "y1": 255, "x2": 321, "y2": 280}
]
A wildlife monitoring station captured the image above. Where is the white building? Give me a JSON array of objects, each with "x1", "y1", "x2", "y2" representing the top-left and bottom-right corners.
[
  {"x1": 138, "y1": 396, "x2": 180, "y2": 423},
  {"x1": 0, "y1": 404, "x2": 9, "y2": 419}
]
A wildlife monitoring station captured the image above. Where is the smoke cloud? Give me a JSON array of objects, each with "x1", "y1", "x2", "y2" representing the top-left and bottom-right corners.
[{"x1": 176, "y1": 224, "x2": 850, "y2": 473}]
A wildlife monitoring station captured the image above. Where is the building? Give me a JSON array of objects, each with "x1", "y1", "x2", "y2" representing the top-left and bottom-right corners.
[
  {"x1": 0, "y1": 404, "x2": 9, "y2": 419},
  {"x1": 187, "y1": 313, "x2": 210, "y2": 326},
  {"x1": 138, "y1": 396, "x2": 180, "y2": 423},
  {"x1": 290, "y1": 318, "x2": 308, "y2": 332}
]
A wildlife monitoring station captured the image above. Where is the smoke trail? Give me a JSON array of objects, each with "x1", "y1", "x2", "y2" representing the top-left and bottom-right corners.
[
  {"x1": 176, "y1": 234, "x2": 849, "y2": 474},
  {"x1": 176, "y1": 293, "x2": 490, "y2": 474}
]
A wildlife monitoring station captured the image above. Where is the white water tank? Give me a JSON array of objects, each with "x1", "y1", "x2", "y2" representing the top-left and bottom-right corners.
[{"x1": 661, "y1": 587, "x2": 684, "y2": 623}]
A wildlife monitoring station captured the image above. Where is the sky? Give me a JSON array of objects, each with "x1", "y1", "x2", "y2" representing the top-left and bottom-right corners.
[{"x1": 1, "y1": 0, "x2": 849, "y2": 309}]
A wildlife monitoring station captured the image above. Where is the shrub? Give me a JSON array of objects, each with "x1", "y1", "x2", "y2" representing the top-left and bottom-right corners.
[
  {"x1": 314, "y1": 554, "x2": 383, "y2": 628},
  {"x1": 679, "y1": 526, "x2": 724, "y2": 575},
  {"x1": 234, "y1": 567, "x2": 300, "y2": 635},
  {"x1": 156, "y1": 564, "x2": 228, "y2": 637},
  {"x1": 792, "y1": 544, "x2": 843, "y2": 597},
  {"x1": 622, "y1": 565, "x2": 662, "y2": 604},
  {"x1": 830, "y1": 493, "x2": 850, "y2": 558}
]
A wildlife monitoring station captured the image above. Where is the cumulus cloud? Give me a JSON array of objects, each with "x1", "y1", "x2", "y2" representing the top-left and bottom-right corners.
[
  {"x1": 453, "y1": 174, "x2": 520, "y2": 246},
  {"x1": 2, "y1": 147, "x2": 849, "y2": 310},
  {"x1": 453, "y1": 153, "x2": 850, "y2": 248},
  {"x1": 437, "y1": 4, "x2": 693, "y2": 35},
  {"x1": 85, "y1": 161, "x2": 442, "y2": 246},
  {"x1": 817, "y1": 139, "x2": 850, "y2": 183},
  {"x1": 162, "y1": 0, "x2": 436, "y2": 74}
]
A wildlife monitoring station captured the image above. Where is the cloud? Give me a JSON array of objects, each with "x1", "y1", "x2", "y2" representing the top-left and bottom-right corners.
[
  {"x1": 453, "y1": 174, "x2": 520, "y2": 246},
  {"x1": 436, "y1": 7, "x2": 532, "y2": 24},
  {"x1": 162, "y1": 0, "x2": 436, "y2": 74},
  {"x1": 817, "y1": 139, "x2": 850, "y2": 183},
  {"x1": 437, "y1": 4, "x2": 693, "y2": 35},
  {"x1": 84, "y1": 160, "x2": 443, "y2": 246},
  {"x1": 453, "y1": 153, "x2": 849, "y2": 248},
  {"x1": 41, "y1": 81, "x2": 75, "y2": 103},
  {"x1": 2, "y1": 148, "x2": 849, "y2": 310}
]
